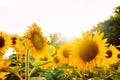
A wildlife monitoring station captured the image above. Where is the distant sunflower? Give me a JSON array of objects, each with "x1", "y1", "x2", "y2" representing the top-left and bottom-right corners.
[
  {"x1": 39, "y1": 52, "x2": 53, "y2": 69},
  {"x1": 56, "y1": 44, "x2": 72, "y2": 65},
  {"x1": 52, "y1": 55, "x2": 61, "y2": 67},
  {"x1": 10, "y1": 34, "x2": 26, "y2": 56},
  {"x1": 24, "y1": 23, "x2": 47, "y2": 59},
  {"x1": 102, "y1": 45, "x2": 120, "y2": 67},
  {"x1": 70, "y1": 31, "x2": 107, "y2": 71},
  {"x1": 48, "y1": 45, "x2": 56, "y2": 56},
  {"x1": 0, "y1": 32, "x2": 11, "y2": 54}
]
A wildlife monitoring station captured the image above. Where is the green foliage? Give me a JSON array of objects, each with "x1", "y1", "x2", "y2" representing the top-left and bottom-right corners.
[
  {"x1": 30, "y1": 77, "x2": 46, "y2": 80},
  {"x1": 90, "y1": 6, "x2": 120, "y2": 48},
  {"x1": 47, "y1": 33, "x2": 66, "y2": 48},
  {"x1": 47, "y1": 33, "x2": 61, "y2": 46},
  {"x1": 5, "y1": 73, "x2": 20, "y2": 80},
  {"x1": 4, "y1": 51, "x2": 120, "y2": 80}
]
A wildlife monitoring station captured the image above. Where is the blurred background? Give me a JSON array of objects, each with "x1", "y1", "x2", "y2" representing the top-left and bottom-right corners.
[{"x1": 0, "y1": 0, "x2": 119, "y2": 40}]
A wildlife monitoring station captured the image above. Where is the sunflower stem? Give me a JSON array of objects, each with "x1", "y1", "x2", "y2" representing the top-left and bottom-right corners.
[
  {"x1": 15, "y1": 72, "x2": 23, "y2": 80},
  {"x1": 25, "y1": 48, "x2": 30, "y2": 80},
  {"x1": 82, "y1": 71, "x2": 85, "y2": 80},
  {"x1": 104, "y1": 72, "x2": 116, "y2": 79},
  {"x1": 29, "y1": 67, "x2": 36, "y2": 76}
]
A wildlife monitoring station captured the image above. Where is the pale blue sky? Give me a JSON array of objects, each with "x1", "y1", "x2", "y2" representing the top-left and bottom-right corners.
[{"x1": 0, "y1": 0, "x2": 120, "y2": 39}]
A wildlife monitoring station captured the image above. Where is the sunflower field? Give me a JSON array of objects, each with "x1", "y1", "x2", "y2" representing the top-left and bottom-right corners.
[
  {"x1": 0, "y1": 6, "x2": 120, "y2": 80},
  {"x1": 0, "y1": 23, "x2": 120, "y2": 80}
]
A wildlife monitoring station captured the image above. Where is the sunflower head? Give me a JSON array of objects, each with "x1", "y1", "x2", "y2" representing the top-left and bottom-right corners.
[
  {"x1": 101, "y1": 45, "x2": 120, "y2": 68},
  {"x1": 70, "y1": 31, "x2": 107, "y2": 71},
  {"x1": 56, "y1": 44, "x2": 72, "y2": 65},
  {"x1": 24, "y1": 23, "x2": 46, "y2": 49},
  {"x1": 48, "y1": 45, "x2": 56, "y2": 56},
  {"x1": 24, "y1": 23, "x2": 47, "y2": 59},
  {"x1": 31, "y1": 32, "x2": 44, "y2": 50}
]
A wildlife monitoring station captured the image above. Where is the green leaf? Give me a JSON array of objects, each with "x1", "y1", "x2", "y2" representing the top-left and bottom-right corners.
[
  {"x1": 33, "y1": 61, "x2": 52, "y2": 67},
  {"x1": 92, "y1": 77, "x2": 102, "y2": 80},
  {"x1": 3, "y1": 66, "x2": 20, "y2": 73},
  {"x1": 30, "y1": 77, "x2": 46, "y2": 80}
]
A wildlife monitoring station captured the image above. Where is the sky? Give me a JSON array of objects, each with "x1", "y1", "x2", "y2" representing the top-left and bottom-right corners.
[{"x1": 0, "y1": 0, "x2": 120, "y2": 40}]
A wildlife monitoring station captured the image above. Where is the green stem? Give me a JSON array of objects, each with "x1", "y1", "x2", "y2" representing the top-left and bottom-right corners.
[
  {"x1": 15, "y1": 72, "x2": 23, "y2": 80},
  {"x1": 29, "y1": 67, "x2": 36, "y2": 76},
  {"x1": 104, "y1": 72, "x2": 116, "y2": 80},
  {"x1": 81, "y1": 70, "x2": 85, "y2": 80},
  {"x1": 25, "y1": 48, "x2": 30, "y2": 80}
]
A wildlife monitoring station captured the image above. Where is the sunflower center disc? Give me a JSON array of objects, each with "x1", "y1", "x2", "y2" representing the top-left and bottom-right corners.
[
  {"x1": 54, "y1": 56, "x2": 59, "y2": 63},
  {"x1": 11, "y1": 37, "x2": 17, "y2": 45},
  {"x1": 31, "y1": 32, "x2": 43, "y2": 50},
  {"x1": 63, "y1": 49, "x2": 71, "y2": 58},
  {"x1": 41, "y1": 57, "x2": 48, "y2": 61},
  {"x1": 106, "y1": 50, "x2": 112, "y2": 58},
  {"x1": 0, "y1": 36, "x2": 5, "y2": 48},
  {"x1": 117, "y1": 54, "x2": 120, "y2": 58},
  {"x1": 79, "y1": 40, "x2": 98, "y2": 62}
]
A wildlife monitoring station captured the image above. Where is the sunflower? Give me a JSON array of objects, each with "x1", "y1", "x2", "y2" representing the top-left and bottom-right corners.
[
  {"x1": 102, "y1": 45, "x2": 120, "y2": 68},
  {"x1": 56, "y1": 44, "x2": 72, "y2": 65},
  {"x1": 24, "y1": 23, "x2": 47, "y2": 60},
  {"x1": 48, "y1": 45, "x2": 56, "y2": 56},
  {"x1": 10, "y1": 34, "x2": 27, "y2": 63},
  {"x1": 10, "y1": 34, "x2": 26, "y2": 50},
  {"x1": 52, "y1": 55, "x2": 61, "y2": 67},
  {"x1": 0, "y1": 32, "x2": 11, "y2": 54},
  {"x1": 39, "y1": 51, "x2": 53, "y2": 69},
  {"x1": 70, "y1": 31, "x2": 108, "y2": 71}
]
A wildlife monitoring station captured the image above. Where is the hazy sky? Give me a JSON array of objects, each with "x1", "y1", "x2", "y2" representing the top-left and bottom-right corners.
[{"x1": 0, "y1": 0, "x2": 120, "y2": 39}]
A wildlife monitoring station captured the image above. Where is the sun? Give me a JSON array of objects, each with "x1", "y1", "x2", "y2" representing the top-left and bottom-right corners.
[
  {"x1": 0, "y1": 31, "x2": 11, "y2": 54},
  {"x1": 70, "y1": 31, "x2": 108, "y2": 71},
  {"x1": 24, "y1": 23, "x2": 48, "y2": 60}
]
